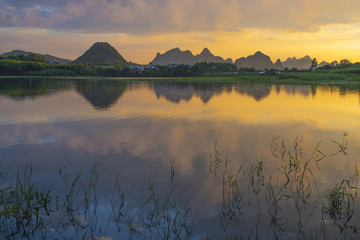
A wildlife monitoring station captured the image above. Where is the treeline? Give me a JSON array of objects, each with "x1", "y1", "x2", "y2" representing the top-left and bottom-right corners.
[
  {"x1": 317, "y1": 60, "x2": 360, "y2": 74},
  {"x1": 99, "y1": 62, "x2": 238, "y2": 77},
  {"x1": 1, "y1": 54, "x2": 360, "y2": 77},
  {"x1": 0, "y1": 57, "x2": 98, "y2": 76},
  {"x1": 4, "y1": 53, "x2": 49, "y2": 64},
  {"x1": 0, "y1": 57, "x2": 239, "y2": 77}
]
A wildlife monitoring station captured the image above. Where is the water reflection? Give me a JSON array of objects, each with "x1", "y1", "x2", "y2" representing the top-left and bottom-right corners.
[
  {"x1": 3, "y1": 78, "x2": 354, "y2": 107},
  {"x1": 152, "y1": 82, "x2": 222, "y2": 103},
  {"x1": 0, "y1": 78, "x2": 73, "y2": 100},
  {"x1": 1, "y1": 78, "x2": 360, "y2": 239},
  {"x1": 75, "y1": 80, "x2": 127, "y2": 109}
]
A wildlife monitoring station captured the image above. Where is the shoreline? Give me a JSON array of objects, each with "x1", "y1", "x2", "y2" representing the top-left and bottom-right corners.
[{"x1": 1, "y1": 72, "x2": 360, "y2": 86}]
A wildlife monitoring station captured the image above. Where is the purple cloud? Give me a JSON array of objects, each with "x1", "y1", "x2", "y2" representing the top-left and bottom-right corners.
[{"x1": 1, "y1": 0, "x2": 360, "y2": 35}]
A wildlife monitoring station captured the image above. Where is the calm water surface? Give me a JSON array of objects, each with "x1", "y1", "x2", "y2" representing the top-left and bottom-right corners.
[{"x1": 1, "y1": 78, "x2": 360, "y2": 239}]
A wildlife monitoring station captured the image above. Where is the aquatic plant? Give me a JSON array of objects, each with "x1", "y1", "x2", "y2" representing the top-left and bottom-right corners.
[
  {"x1": 0, "y1": 134, "x2": 359, "y2": 239},
  {"x1": 207, "y1": 133, "x2": 359, "y2": 240}
]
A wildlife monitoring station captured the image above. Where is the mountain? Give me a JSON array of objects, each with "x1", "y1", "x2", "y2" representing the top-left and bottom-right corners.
[
  {"x1": 331, "y1": 60, "x2": 339, "y2": 66},
  {"x1": 234, "y1": 51, "x2": 275, "y2": 70},
  {"x1": 74, "y1": 42, "x2": 127, "y2": 66},
  {"x1": 282, "y1": 56, "x2": 312, "y2": 70},
  {"x1": 151, "y1": 47, "x2": 232, "y2": 65},
  {"x1": 0, "y1": 50, "x2": 71, "y2": 64},
  {"x1": 151, "y1": 48, "x2": 196, "y2": 65},
  {"x1": 195, "y1": 48, "x2": 233, "y2": 63},
  {"x1": 318, "y1": 61, "x2": 330, "y2": 68},
  {"x1": 273, "y1": 59, "x2": 284, "y2": 70}
]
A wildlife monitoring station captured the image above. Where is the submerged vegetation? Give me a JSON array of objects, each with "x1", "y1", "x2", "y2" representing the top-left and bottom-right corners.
[
  {"x1": 0, "y1": 161, "x2": 192, "y2": 240},
  {"x1": 208, "y1": 134, "x2": 360, "y2": 239},
  {"x1": 0, "y1": 134, "x2": 359, "y2": 239}
]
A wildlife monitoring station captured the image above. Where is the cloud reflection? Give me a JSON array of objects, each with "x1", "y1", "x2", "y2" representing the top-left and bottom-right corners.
[{"x1": 1, "y1": 80, "x2": 360, "y2": 238}]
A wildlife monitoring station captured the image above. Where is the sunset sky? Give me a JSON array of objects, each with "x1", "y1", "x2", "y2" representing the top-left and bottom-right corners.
[{"x1": 1, "y1": 0, "x2": 360, "y2": 64}]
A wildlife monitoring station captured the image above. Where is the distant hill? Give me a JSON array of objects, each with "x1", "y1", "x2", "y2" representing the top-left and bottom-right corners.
[
  {"x1": 0, "y1": 50, "x2": 71, "y2": 64},
  {"x1": 195, "y1": 48, "x2": 233, "y2": 64},
  {"x1": 151, "y1": 48, "x2": 195, "y2": 65},
  {"x1": 282, "y1": 56, "x2": 312, "y2": 70},
  {"x1": 151, "y1": 48, "x2": 318, "y2": 71},
  {"x1": 74, "y1": 42, "x2": 128, "y2": 67},
  {"x1": 151, "y1": 47, "x2": 232, "y2": 65},
  {"x1": 273, "y1": 59, "x2": 284, "y2": 70},
  {"x1": 318, "y1": 61, "x2": 330, "y2": 68},
  {"x1": 234, "y1": 51, "x2": 276, "y2": 70},
  {"x1": 2, "y1": 45, "x2": 323, "y2": 71}
]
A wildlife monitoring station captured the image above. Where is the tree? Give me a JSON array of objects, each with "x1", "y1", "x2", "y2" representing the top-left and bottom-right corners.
[
  {"x1": 340, "y1": 59, "x2": 351, "y2": 65},
  {"x1": 311, "y1": 58, "x2": 318, "y2": 70},
  {"x1": 26, "y1": 53, "x2": 48, "y2": 64}
]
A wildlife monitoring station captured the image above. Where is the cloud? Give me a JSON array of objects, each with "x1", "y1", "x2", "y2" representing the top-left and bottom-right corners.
[{"x1": 1, "y1": 0, "x2": 360, "y2": 35}]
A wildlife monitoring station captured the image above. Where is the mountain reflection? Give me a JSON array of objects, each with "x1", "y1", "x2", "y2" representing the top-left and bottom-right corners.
[
  {"x1": 75, "y1": 80, "x2": 127, "y2": 110},
  {"x1": 152, "y1": 82, "x2": 223, "y2": 104},
  {"x1": 152, "y1": 82, "x2": 311, "y2": 102},
  {"x1": 0, "y1": 78, "x2": 72, "y2": 100},
  {"x1": 151, "y1": 82, "x2": 322, "y2": 103},
  {"x1": 2, "y1": 79, "x2": 360, "y2": 239},
  {"x1": 0, "y1": 78, "x2": 128, "y2": 110},
  {"x1": 1, "y1": 78, "x2": 360, "y2": 109},
  {"x1": 234, "y1": 84, "x2": 271, "y2": 101},
  {"x1": 281, "y1": 85, "x2": 317, "y2": 97}
]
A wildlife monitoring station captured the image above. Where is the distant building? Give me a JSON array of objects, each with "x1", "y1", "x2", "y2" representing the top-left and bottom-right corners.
[
  {"x1": 129, "y1": 63, "x2": 158, "y2": 71},
  {"x1": 129, "y1": 63, "x2": 143, "y2": 71}
]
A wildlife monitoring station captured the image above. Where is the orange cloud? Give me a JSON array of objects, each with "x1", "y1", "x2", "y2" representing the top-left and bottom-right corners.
[{"x1": 1, "y1": 0, "x2": 360, "y2": 63}]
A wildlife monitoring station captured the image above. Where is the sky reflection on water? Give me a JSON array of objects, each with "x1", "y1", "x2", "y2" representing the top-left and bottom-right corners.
[{"x1": 0, "y1": 78, "x2": 360, "y2": 239}]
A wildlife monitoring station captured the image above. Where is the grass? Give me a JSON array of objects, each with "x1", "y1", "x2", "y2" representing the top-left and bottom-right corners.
[
  {"x1": 1, "y1": 68, "x2": 360, "y2": 85},
  {"x1": 0, "y1": 160, "x2": 193, "y2": 240},
  {"x1": 208, "y1": 134, "x2": 360, "y2": 240}
]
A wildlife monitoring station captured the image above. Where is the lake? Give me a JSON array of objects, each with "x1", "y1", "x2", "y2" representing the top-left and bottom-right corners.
[{"x1": 0, "y1": 77, "x2": 360, "y2": 239}]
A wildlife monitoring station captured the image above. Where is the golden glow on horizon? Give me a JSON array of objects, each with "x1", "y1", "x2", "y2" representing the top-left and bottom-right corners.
[
  {"x1": 1, "y1": 21, "x2": 360, "y2": 64},
  {"x1": 115, "y1": 23, "x2": 360, "y2": 64}
]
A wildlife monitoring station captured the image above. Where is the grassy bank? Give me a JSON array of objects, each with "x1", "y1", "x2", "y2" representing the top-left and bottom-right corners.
[{"x1": 0, "y1": 68, "x2": 359, "y2": 83}]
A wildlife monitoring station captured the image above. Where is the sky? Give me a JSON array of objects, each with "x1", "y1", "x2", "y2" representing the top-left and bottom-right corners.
[{"x1": 1, "y1": 0, "x2": 360, "y2": 64}]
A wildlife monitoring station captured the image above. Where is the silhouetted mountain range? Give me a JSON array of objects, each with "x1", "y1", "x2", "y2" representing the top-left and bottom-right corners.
[
  {"x1": 234, "y1": 51, "x2": 276, "y2": 70},
  {"x1": 1, "y1": 42, "x2": 336, "y2": 70},
  {"x1": 0, "y1": 50, "x2": 71, "y2": 64},
  {"x1": 150, "y1": 47, "x2": 318, "y2": 70},
  {"x1": 318, "y1": 61, "x2": 331, "y2": 68},
  {"x1": 282, "y1": 56, "x2": 313, "y2": 70},
  {"x1": 273, "y1": 59, "x2": 284, "y2": 70},
  {"x1": 151, "y1": 47, "x2": 232, "y2": 65}
]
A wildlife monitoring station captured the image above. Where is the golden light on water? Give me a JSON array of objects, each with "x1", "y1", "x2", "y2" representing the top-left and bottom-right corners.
[
  {"x1": 2, "y1": 85, "x2": 359, "y2": 131},
  {"x1": 110, "y1": 85, "x2": 360, "y2": 131}
]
